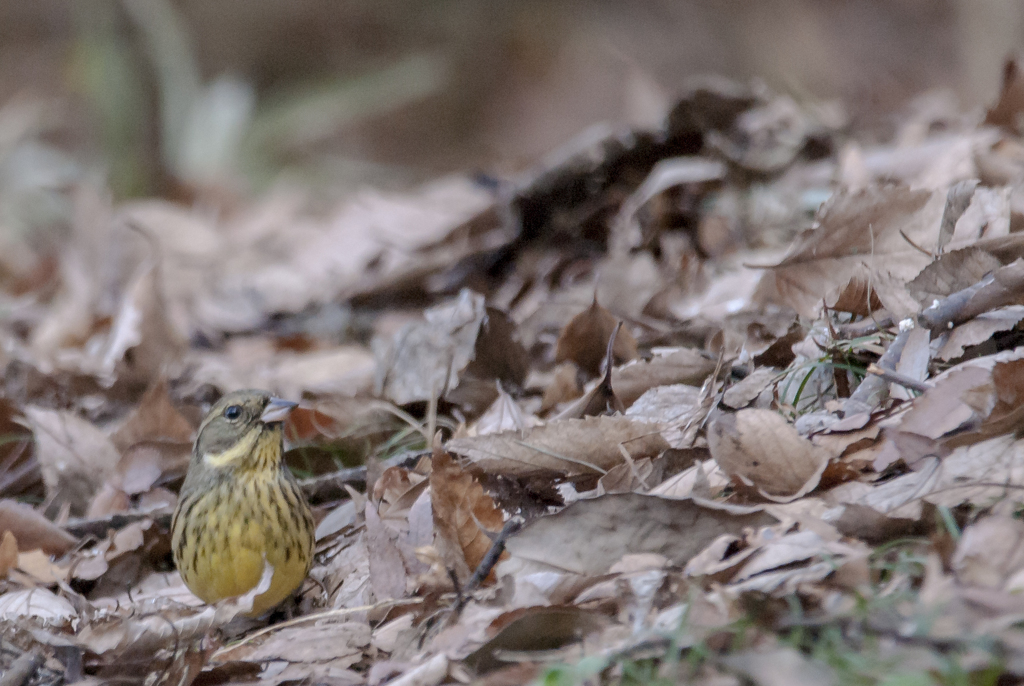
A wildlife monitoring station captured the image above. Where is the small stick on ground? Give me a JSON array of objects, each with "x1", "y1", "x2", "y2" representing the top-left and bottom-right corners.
[{"x1": 866, "y1": 363, "x2": 933, "y2": 394}]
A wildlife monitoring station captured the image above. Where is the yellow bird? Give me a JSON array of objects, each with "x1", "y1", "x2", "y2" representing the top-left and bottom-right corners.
[{"x1": 171, "y1": 390, "x2": 315, "y2": 615}]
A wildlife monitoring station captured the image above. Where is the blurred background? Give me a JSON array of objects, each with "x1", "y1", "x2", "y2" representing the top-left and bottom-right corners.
[{"x1": 1, "y1": 0, "x2": 1022, "y2": 203}]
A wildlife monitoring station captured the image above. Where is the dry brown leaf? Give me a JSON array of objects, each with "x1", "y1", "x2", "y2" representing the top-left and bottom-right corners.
[
  {"x1": 20, "y1": 407, "x2": 120, "y2": 516},
  {"x1": 938, "y1": 306, "x2": 1024, "y2": 361},
  {"x1": 0, "y1": 530, "x2": 17, "y2": 577},
  {"x1": 953, "y1": 516, "x2": 1024, "y2": 590},
  {"x1": 0, "y1": 588, "x2": 77, "y2": 624},
  {"x1": 538, "y1": 361, "x2": 585, "y2": 413},
  {"x1": 611, "y1": 348, "x2": 716, "y2": 408},
  {"x1": 0, "y1": 499, "x2": 78, "y2": 555},
  {"x1": 214, "y1": 621, "x2": 370, "y2": 668},
  {"x1": 828, "y1": 276, "x2": 882, "y2": 317},
  {"x1": 430, "y1": 450, "x2": 505, "y2": 582},
  {"x1": 100, "y1": 378, "x2": 196, "y2": 501},
  {"x1": 463, "y1": 607, "x2": 607, "y2": 675},
  {"x1": 98, "y1": 261, "x2": 186, "y2": 385},
  {"x1": 376, "y1": 290, "x2": 527, "y2": 413},
  {"x1": 364, "y1": 485, "x2": 431, "y2": 601},
  {"x1": 111, "y1": 378, "x2": 194, "y2": 451},
  {"x1": 722, "y1": 368, "x2": 777, "y2": 409},
  {"x1": 708, "y1": 409, "x2": 833, "y2": 500},
  {"x1": 499, "y1": 493, "x2": 773, "y2": 577},
  {"x1": 373, "y1": 467, "x2": 429, "y2": 518},
  {"x1": 985, "y1": 57, "x2": 1024, "y2": 135},
  {"x1": 446, "y1": 415, "x2": 669, "y2": 477},
  {"x1": 553, "y1": 322, "x2": 626, "y2": 419},
  {"x1": 895, "y1": 365, "x2": 991, "y2": 440},
  {"x1": 554, "y1": 299, "x2": 637, "y2": 377},
  {"x1": 625, "y1": 384, "x2": 705, "y2": 448},
  {"x1": 363, "y1": 502, "x2": 410, "y2": 603},
  {"x1": 907, "y1": 247, "x2": 1003, "y2": 306},
  {"x1": 752, "y1": 184, "x2": 945, "y2": 318}
]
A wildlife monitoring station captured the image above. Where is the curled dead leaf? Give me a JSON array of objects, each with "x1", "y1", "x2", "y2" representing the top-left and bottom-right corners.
[{"x1": 708, "y1": 409, "x2": 832, "y2": 501}]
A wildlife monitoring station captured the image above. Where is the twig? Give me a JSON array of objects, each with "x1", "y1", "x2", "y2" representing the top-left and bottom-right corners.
[
  {"x1": 865, "y1": 363, "x2": 933, "y2": 394},
  {"x1": 918, "y1": 259, "x2": 1024, "y2": 334},
  {"x1": 834, "y1": 315, "x2": 894, "y2": 339},
  {"x1": 297, "y1": 467, "x2": 367, "y2": 503},
  {"x1": 463, "y1": 517, "x2": 524, "y2": 596}
]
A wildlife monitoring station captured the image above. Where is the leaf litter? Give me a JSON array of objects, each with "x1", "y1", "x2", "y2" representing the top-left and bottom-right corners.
[{"x1": 10, "y1": 62, "x2": 1024, "y2": 686}]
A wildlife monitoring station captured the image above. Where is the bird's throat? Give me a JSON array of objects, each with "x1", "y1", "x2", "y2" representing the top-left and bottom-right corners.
[{"x1": 203, "y1": 426, "x2": 282, "y2": 470}]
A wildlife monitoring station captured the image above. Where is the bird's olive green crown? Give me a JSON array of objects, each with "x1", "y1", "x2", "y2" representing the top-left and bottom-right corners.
[{"x1": 193, "y1": 389, "x2": 296, "y2": 462}]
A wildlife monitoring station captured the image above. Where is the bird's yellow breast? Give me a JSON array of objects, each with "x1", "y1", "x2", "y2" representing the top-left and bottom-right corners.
[{"x1": 171, "y1": 433, "x2": 315, "y2": 616}]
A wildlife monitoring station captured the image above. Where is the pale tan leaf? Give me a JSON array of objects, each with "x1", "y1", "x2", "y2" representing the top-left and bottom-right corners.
[
  {"x1": 0, "y1": 531, "x2": 16, "y2": 578},
  {"x1": 215, "y1": 622, "x2": 370, "y2": 667},
  {"x1": 499, "y1": 493, "x2": 773, "y2": 577},
  {"x1": 708, "y1": 409, "x2": 833, "y2": 500},
  {"x1": 612, "y1": 348, "x2": 716, "y2": 408},
  {"x1": 20, "y1": 407, "x2": 120, "y2": 515},
  {"x1": 0, "y1": 499, "x2": 78, "y2": 554},
  {"x1": 752, "y1": 185, "x2": 945, "y2": 318},
  {"x1": 722, "y1": 368, "x2": 777, "y2": 410},
  {"x1": 446, "y1": 416, "x2": 669, "y2": 477},
  {"x1": 0, "y1": 588, "x2": 77, "y2": 624},
  {"x1": 938, "y1": 306, "x2": 1024, "y2": 361},
  {"x1": 376, "y1": 290, "x2": 527, "y2": 412},
  {"x1": 953, "y1": 516, "x2": 1024, "y2": 590}
]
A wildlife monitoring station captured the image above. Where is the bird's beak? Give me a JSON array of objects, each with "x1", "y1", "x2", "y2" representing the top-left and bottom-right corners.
[{"x1": 261, "y1": 398, "x2": 299, "y2": 424}]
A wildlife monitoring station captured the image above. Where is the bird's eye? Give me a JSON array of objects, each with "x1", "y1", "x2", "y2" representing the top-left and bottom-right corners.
[{"x1": 224, "y1": 405, "x2": 243, "y2": 420}]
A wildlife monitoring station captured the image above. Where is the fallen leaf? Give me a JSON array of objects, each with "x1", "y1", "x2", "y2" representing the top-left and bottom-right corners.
[
  {"x1": 430, "y1": 450, "x2": 505, "y2": 583},
  {"x1": 190, "y1": 341, "x2": 376, "y2": 400},
  {"x1": 722, "y1": 368, "x2": 777, "y2": 409},
  {"x1": 376, "y1": 290, "x2": 527, "y2": 413},
  {"x1": 98, "y1": 261, "x2": 186, "y2": 386},
  {"x1": 554, "y1": 299, "x2": 637, "y2": 376},
  {"x1": 215, "y1": 621, "x2": 370, "y2": 667},
  {"x1": 0, "y1": 530, "x2": 17, "y2": 577},
  {"x1": 752, "y1": 184, "x2": 945, "y2": 318},
  {"x1": 0, "y1": 588, "x2": 77, "y2": 624},
  {"x1": 938, "y1": 306, "x2": 1024, "y2": 361},
  {"x1": 473, "y1": 383, "x2": 537, "y2": 435},
  {"x1": 907, "y1": 246, "x2": 1003, "y2": 306},
  {"x1": 708, "y1": 409, "x2": 833, "y2": 500},
  {"x1": 0, "y1": 499, "x2": 78, "y2": 554},
  {"x1": 19, "y1": 407, "x2": 120, "y2": 515},
  {"x1": 447, "y1": 415, "x2": 669, "y2": 477},
  {"x1": 985, "y1": 57, "x2": 1024, "y2": 135},
  {"x1": 499, "y1": 493, "x2": 773, "y2": 577},
  {"x1": 953, "y1": 516, "x2": 1024, "y2": 590},
  {"x1": 463, "y1": 607, "x2": 607, "y2": 675},
  {"x1": 625, "y1": 384, "x2": 706, "y2": 448},
  {"x1": 613, "y1": 347, "x2": 716, "y2": 408}
]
